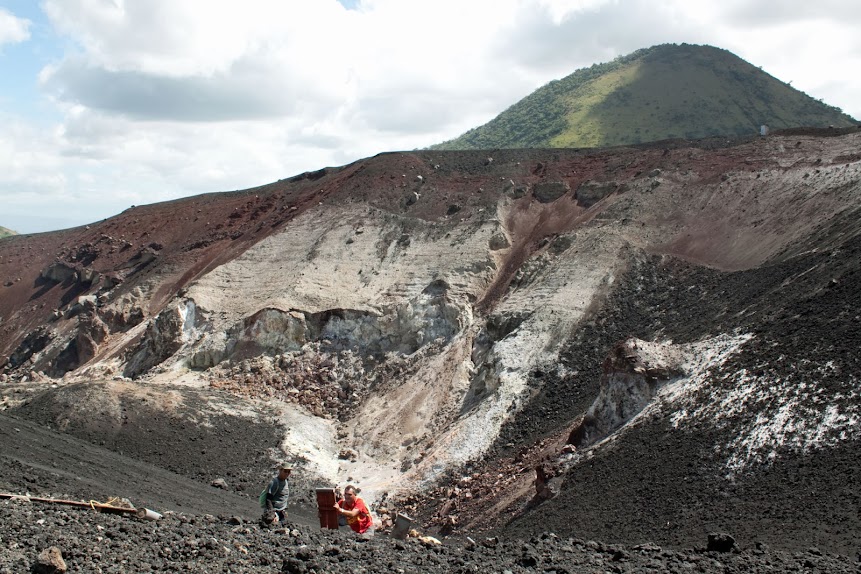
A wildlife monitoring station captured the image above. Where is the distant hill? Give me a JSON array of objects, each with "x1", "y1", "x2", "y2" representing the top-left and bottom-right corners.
[
  {"x1": 434, "y1": 44, "x2": 857, "y2": 150},
  {"x1": 0, "y1": 226, "x2": 17, "y2": 239}
]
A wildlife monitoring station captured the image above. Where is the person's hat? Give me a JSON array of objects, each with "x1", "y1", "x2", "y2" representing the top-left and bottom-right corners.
[{"x1": 279, "y1": 462, "x2": 293, "y2": 471}]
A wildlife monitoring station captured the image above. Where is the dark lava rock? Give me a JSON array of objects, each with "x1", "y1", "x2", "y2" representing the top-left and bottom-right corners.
[
  {"x1": 33, "y1": 546, "x2": 66, "y2": 574},
  {"x1": 707, "y1": 532, "x2": 736, "y2": 553}
]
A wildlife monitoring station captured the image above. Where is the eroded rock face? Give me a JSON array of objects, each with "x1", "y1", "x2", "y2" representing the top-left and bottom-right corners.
[
  {"x1": 99, "y1": 288, "x2": 147, "y2": 332},
  {"x1": 567, "y1": 338, "x2": 683, "y2": 448},
  {"x1": 76, "y1": 313, "x2": 109, "y2": 362},
  {"x1": 7, "y1": 328, "x2": 53, "y2": 370},
  {"x1": 227, "y1": 309, "x2": 309, "y2": 359},
  {"x1": 124, "y1": 301, "x2": 196, "y2": 378},
  {"x1": 314, "y1": 281, "x2": 462, "y2": 356},
  {"x1": 465, "y1": 311, "x2": 528, "y2": 405},
  {"x1": 48, "y1": 312, "x2": 111, "y2": 376},
  {"x1": 184, "y1": 279, "x2": 464, "y2": 372}
]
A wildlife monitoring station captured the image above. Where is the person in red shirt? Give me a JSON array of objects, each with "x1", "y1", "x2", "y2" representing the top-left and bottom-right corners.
[{"x1": 334, "y1": 485, "x2": 373, "y2": 534}]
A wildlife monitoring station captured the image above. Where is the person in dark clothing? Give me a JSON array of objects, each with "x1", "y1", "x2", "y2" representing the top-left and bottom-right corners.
[{"x1": 264, "y1": 463, "x2": 291, "y2": 525}]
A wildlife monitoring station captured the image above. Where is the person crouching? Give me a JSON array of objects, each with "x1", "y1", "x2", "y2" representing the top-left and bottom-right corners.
[{"x1": 334, "y1": 485, "x2": 372, "y2": 534}]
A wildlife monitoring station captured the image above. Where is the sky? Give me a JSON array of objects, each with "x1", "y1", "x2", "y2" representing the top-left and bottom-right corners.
[{"x1": 1, "y1": 1, "x2": 859, "y2": 234}]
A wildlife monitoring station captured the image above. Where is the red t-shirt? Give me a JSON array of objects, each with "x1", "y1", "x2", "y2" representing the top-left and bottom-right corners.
[{"x1": 337, "y1": 496, "x2": 372, "y2": 533}]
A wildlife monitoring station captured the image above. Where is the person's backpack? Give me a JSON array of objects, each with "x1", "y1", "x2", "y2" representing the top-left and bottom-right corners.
[{"x1": 259, "y1": 488, "x2": 268, "y2": 508}]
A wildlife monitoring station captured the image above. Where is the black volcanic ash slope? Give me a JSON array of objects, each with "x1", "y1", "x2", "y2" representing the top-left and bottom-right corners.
[{"x1": 496, "y1": 234, "x2": 861, "y2": 554}]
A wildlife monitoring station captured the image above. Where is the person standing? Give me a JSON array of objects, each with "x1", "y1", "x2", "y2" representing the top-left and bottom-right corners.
[
  {"x1": 334, "y1": 484, "x2": 373, "y2": 534},
  {"x1": 264, "y1": 463, "x2": 292, "y2": 524}
]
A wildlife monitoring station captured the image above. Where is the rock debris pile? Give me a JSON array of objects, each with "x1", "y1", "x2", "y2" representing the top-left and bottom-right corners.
[{"x1": 207, "y1": 341, "x2": 440, "y2": 420}]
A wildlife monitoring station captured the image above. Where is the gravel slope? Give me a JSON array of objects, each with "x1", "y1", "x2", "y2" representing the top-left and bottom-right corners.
[{"x1": 0, "y1": 412, "x2": 266, "y2": 519}]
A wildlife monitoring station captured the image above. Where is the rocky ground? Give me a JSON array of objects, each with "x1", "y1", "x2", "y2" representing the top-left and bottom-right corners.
[
  {"x1": 2, "y1": 499, "x2": 859, "y2": 573},
  {"x1": 496, "y1": 229, "x2": 861, "y2": 553},
  {"x1": 2, "y1": 235, "x2": 859, "y2": 570},
  {"x1": 0, "y1": 410, "x2": 270, "y2": 519},
  {"x1": 402, "y1": 231, "x2": 861, "y2": 554}
]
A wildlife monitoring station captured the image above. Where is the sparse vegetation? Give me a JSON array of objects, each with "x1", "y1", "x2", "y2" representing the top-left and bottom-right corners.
[
  {"x1": 0, "y1": 226, "x2": 17, "y2": 239},
  {"x1": 433, "y1": 44, "x2": 857, "y2": 150}
]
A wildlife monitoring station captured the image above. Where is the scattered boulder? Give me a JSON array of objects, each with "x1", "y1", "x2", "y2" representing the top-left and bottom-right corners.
[
  {"x1": 575, "y1": 180, "x2": 620, "y2": 208},
  {"x1": 120, "y1": 247, "x2": 158, "y2": 270},
  {"x1": 40, "y1": 262, "x2": 100, "y2": 288},
  {"x1": 707, "y1": 532, "x2": 736, "y2": 553},
  {"x1": 338, "y1": 449, "x2": 358, "y2": 462},
  {"x1": 533, "y1": 460, "x2": 564, "y2": 500},
  {"x1": 33, "y1": 546, "x2": 66, "y2": 574},
  {"x1": 78, "y1": 268, "x2": 100, "y2": 286},
  {"x1": 482, "y1": 536, "x2": 499, "y2": 548},
  {"x1": 40, "y1": 262, "x2": 78, "y2": 284},
  {"x1": 418, "y1": 535, "x2": 441, "y2": 546},
  {"x1": 489, "y1": 233, "x2": 510, "y2": 251},
  {"x1": 533, "y1": 181, "x2": 570, "y2": 203},
  {"x1": 260, "y1": 511, "x2": 278, "y2": 529},
  {"x1": 102, "y1": 273, "x2": 124, "y2": 290}
]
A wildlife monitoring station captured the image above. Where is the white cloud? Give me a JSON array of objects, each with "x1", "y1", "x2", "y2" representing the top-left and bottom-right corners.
[
  {"x1": 0, "y1": 0, "x2": 859, "y2": 233},
  {"x1": 493, "y1": 1, "x2": 708, "y2": 77},
  {"x1": 0, "y1": 8, "x2": 30, "y2": 46},
  {"x1": 698, "y1": 3, "x2": 861, "y2": 119},
  {"x1": 43, "y1": 56, "x2": 301, "y2": 121},
  {"x1": 0, "y1": 116, "x2": 66, "y2": 193},
  {"x1": 720, "y1": 0, "x2": 861, "y2": 26}
]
